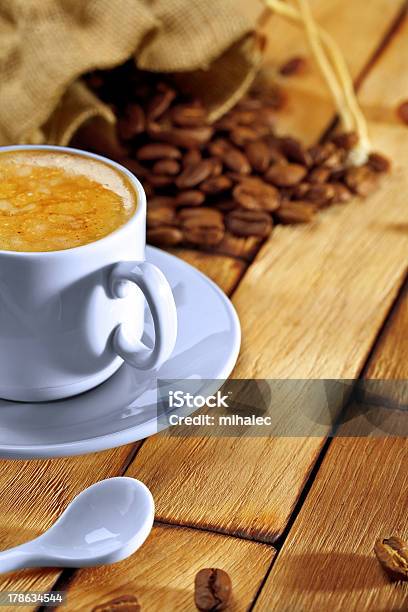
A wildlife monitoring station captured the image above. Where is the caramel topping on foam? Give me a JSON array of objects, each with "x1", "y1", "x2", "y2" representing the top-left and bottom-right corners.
[{"x1": 0, "y1": 151, "x2": 137, "y2": 252}]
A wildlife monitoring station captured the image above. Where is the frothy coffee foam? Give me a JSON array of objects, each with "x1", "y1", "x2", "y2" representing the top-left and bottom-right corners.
[{"x1": 0, "y1": 150, "x2": 137, "y2": 252}]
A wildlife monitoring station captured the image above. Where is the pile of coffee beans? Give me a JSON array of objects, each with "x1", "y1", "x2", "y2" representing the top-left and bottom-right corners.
[{"x1": 82, "y1": 62, "x2": 390, "y2": 253}]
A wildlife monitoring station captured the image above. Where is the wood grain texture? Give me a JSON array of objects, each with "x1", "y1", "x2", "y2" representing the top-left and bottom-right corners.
[
  {"x1": 255, "y1": 292, "x2": 408, "y2": 611},
  {"x1": 253, "y1": 438, "x2": 408, "y2": 611},
  {"x1": 365, "y1": 283, "x2": 408, "y2": 381},
  {"x1": 168, "y1": 248, "x2": 246, "y2": 295},
  {"x1": 58, "y1": 524, "x2": 274, "y2": 612},
  {"x1": 126, "y1": 122, "x2": 408, "y2": 541},
  {"x1": 359, "y1": 10, "x2": 408, "y2": 125},
  {"x1": 127, "y1": 435, "x2": 322, "y2": 542},
  {"x1": 0, "y1": 446, "x2": 135, "y2": 611},
  {"x1": 338, "y1": 282, "x2": 408, "y2": 435},
  {"x1": 254, "y1": 240, "x2": 408, "y2": 611},
  {"x1": 259, "y1": 0, "x2": 405, "y2": 143}
]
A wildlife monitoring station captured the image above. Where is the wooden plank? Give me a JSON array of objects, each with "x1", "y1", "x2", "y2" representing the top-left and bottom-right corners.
[
  {"x1": 364, "y1": 285, "x2": 408, "y2": 381},
  {"x1": 359, "y1": 10, "x2": 408, "y2": 125},
  {"x1": 254, "y1": 288, "x2": 408, "y2": 610},
  {"x1": 58, "y1": 524, "x2": 275, "y2": 611},
  {"x1": 168, "y1": 248, "x2": 246, "y2": 295},
  {"x1": 0, "y1": 446, "x2": 135, "y2": 610},
  {"x1": 260, "y1": 0, "x2": 405, "y2": 143},
  {"x1": 127, "y1": 435, "x2": 323, "y2": 542},
  {"x1": 339, "y1": 282, "x2": 408, "y2": 433},
  {"x1": 126, "y1": 121, "x2": 408, "y2": 541},
  {"x1": 253, "y1": 438, "x2": 408, "y2": 611}
]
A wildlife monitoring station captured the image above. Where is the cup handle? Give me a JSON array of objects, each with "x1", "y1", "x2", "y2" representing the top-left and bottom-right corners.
[{"x1": 109, "y1": 261, "x2": 177, "y2": 370}]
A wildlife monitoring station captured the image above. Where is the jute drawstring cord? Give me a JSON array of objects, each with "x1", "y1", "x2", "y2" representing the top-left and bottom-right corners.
[{"x1": 265, "y1": 0, "x2": 370, "y2": 164}]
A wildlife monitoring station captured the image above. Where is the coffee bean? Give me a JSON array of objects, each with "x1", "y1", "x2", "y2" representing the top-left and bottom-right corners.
[
  {"x1": 236, "y1": 97, "x2": 264, "y2": 111},
  {"x1": 214, "y1": 199, "x2": 237, "y2": 213},
  {"x1": 368, "y1": 152, "x2": 391, "y2": 173},
  {"x1": 117, "y1": 103, "x2": 145, "y2": 140},
  {"x1": 308, "y1": 167, "x2": 331, "y2": 184},
  {"x1": 147, "y1": 226, "x2": 183, "y2": 247},
  {"x1": 137, "y1": 143, "x2": 181, "y2": 161},
  {"x1": 230, "y1": 126, "x2": 259, "y2": 147},
  {"x1": 145, "y1": 173, "x2": 174, "y2": 187},
  {"x1": 149, "y1": 196, "x2": 178, "y2": 208},
  {"x1": 176, "y1": 160, "x2": 214, "y2": 189},
  {"x1": 308, "y1": 142, "x2": 337, "y2": 165},
  {"x1": 276, "y1": 201, "x2": 317, "y2": 223},
  {"x1": 330, "y1": 131, "x2": 358, "y2": 151},
  {"x1": 175, "y1": 190, "x2": 205, "y2": 206},
  {"x1": 265, "y1": 162, "x2": 307, "y2": 187},
  {"x1": 179, "y1": 207, "x2": 223, "y2": 224},
  {"x1": 147, "y1": 203, "x2": 177, "y2": 228},
  {"x1": 268, "y1": 147, "x2": 287, "y2": 165},
  {"x1": 209, "y1": 158, "x2": 223, "y2": 177},
  {"x1": 331, "y1": 182, "x2": 353, "y2": 203},
  {"x1": 345, "y1": 165, "x2": 378, "y2": 196},
  {"x1": 147, "y1": 86, "x2": 176, "y2": 120},
  {"x1": 183, "y1": 148, "x2": 202, "y2": 167},
  {"x1": 305, "y1": 183, "x2": 336, "y2": 206},
  {"x1": 226, "y1": 208, "x2": 273, "y2": 238},
  {"x1": 233, "y1": 177, "x2": 280, "y2": 211},
  {"x1": 92, "y1": 594, "x2": 141, "y2": 612},
  {"x1": 152, "y1": 159, "x2": 180, "y2": 175},
  {"x1": 397, "y1": 100, "x2": 408, "y2": 125},
  {"x1": 200, "y1": 176, "x2": 232, "y2": 194},
  {"x1": 331, "y1": 168, "x2": 347, "y2": 183},
  {"x1": 180, "y1": 208, "x2": 225, "y2": 247},
  {"x1": 194, "y1": 568, "x2": 232, "y2": 611},
  {"x1": 289, "y1": 181, "x2": 310, "y2": 200},
  {"x1": 232, "y1": 109, "x2": 258, "y2": 126},
  {"x1": 153, "y1": 126, "x2": 214, "y2": 148},
  {"x1": 321, "y1": 149, "x2": 344, "y2": 170},
  {"x1": 374, "y1": 536, "x2": 408, "y2": 581},
  {"x1": 279, "y1": 137, "x2": 312, "y2": 166},
  {"x1": 221, "y1": 146, "x2": 251, "y2": 174},
  {"x1": 214, "y1": 115, "x2": 238, "y2": 132},
  {"x1": 171, "y1": 103, "x2": 207, "y2": 127},
  {"x1": 208, "y1": 138, "x2": 230, "y2": 157},
  {"x1": 244, "y1": 140, "x2": 271, "y2": 173},
  {"x1": 226, "y1": 171, "x2": 248, "y2": 183},
  {"x1": 279, "y1": 56, "x2": 307, "y2": 76}
]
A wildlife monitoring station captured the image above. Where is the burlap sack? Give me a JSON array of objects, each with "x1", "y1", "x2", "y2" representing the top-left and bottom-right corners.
[{"x1": 0, "y1": 0, "x2": 265, "y2": 147}]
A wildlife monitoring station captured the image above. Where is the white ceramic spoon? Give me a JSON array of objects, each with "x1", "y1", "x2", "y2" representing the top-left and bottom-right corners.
[{"x1": 0, "y1": 477, "x2": 154, "y2": 573}]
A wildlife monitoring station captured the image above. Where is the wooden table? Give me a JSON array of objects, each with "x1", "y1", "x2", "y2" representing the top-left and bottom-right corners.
[{"x1": 1, "y1": 1, "x2": 407, "y2": 610}]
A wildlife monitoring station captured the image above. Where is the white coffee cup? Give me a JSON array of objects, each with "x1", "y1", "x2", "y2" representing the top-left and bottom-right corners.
[{"x1": 0, "y1": 145, "x2": 177, "y2": 401}]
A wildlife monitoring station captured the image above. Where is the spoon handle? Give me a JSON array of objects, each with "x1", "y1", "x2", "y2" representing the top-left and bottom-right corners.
[{"x1": 0, "y1": 545, "x2": 37, "y2": 573}]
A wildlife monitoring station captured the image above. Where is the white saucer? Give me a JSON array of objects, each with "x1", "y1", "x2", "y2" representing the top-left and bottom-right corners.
[{"x1": 0, "y1": 247, "x2": 240, "y2": 459}]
